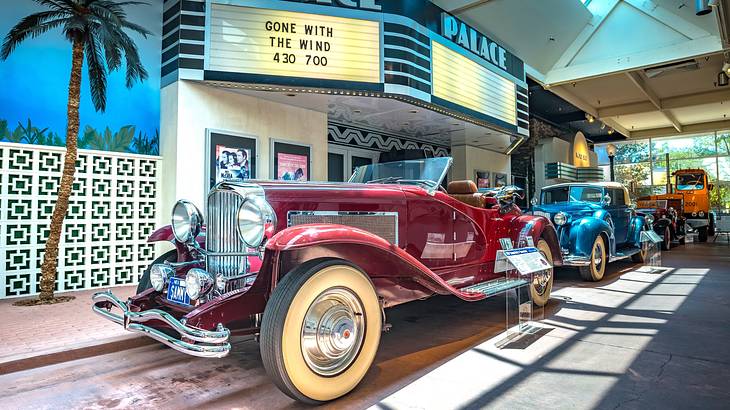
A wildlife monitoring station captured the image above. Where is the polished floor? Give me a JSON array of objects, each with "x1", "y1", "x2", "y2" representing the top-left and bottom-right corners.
[{"x1": 1, "y1": 241, "x2": 728, "y2": 409}]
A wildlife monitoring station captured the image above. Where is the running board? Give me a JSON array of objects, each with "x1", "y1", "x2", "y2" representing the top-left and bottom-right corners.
[{"x1": 460, "y1": 278, "x2": 529, "y2": 298}]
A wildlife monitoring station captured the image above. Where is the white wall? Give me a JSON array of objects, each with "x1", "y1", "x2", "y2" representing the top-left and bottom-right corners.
[
  {"x1": 160, "y1": 80, "x2": 328, "y2": 215},
  {"x1": 450, "y1": 145, "x2": 511, "y2": 183}
]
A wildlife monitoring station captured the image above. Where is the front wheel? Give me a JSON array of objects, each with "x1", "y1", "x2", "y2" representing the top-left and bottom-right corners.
[
  {"x1": 260, "y1": 260, "x2": 382, "y2": 404},
  {"x1": 698, "y1": 226, "x2": 708, "y2": 242},
  {"x1": 531, "y1": 239, "x2": 554, "y2": 306},
  {"x1": 579, "y1": 235, "x2": 606, "y2": 282},
  {"x1": 661, "y1": 226, "x2": 671, "y2": 251}
]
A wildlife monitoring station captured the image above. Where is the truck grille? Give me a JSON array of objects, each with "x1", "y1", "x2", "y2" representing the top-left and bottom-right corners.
[
  {"x1": 288, "y1": 211, "x2": 398, "y2": 244},
  {"x1": 207, "y1": 189, "x2": 247, "y2": 278}
]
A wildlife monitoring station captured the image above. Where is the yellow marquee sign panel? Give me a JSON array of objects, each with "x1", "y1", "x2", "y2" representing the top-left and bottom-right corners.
[
  {"x1": 209, "y1": 4, "x2": 381, "y2": 83},
  {"x1": 432, "y1": 42, "x2": 517, "y2": 125}
]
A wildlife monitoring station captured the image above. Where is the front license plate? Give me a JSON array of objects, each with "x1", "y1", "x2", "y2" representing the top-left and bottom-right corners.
[{"x1": 166, "y1": 277, "x2": 190, "y2": 306}]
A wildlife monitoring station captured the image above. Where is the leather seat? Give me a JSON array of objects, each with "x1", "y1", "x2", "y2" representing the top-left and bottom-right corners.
[{"x1": 447, "y1": 180, "x2": 486, "y2": 208}]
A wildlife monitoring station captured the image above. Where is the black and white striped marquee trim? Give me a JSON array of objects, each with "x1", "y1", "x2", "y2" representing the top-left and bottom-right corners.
[{"x1": 161, "y1": 0, "x2": 206, "y2": 87}]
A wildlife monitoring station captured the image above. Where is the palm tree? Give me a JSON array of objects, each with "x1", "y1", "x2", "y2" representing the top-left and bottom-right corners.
[{"x1": 1, "y1": 0, "x2": 150, "y2": 302}]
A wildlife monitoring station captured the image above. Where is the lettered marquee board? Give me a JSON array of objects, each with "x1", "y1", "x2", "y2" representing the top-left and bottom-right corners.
[{"x1": 162, "y1": 0, "x2": 529, "y2": 138}]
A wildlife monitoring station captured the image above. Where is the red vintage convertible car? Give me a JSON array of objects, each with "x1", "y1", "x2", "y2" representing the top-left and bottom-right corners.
[{"x1": 92, "y1": 157, "x2": 561, "y2": 403}]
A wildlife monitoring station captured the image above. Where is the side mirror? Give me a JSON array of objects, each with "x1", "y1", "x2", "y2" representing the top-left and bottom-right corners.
[
  {"x1": 531, "y1": 197, "x2": 538, "y2": 206},
  {"x1": 602, "y1": 194, "x2": 612, "y2": 206}
]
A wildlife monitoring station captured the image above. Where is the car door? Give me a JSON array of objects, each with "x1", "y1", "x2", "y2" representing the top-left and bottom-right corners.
[{"x1": 609, "y1": 187, "x2": 631, "y2": 244}]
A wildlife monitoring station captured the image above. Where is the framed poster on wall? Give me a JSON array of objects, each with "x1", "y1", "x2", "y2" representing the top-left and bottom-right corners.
[
  {"x1": 206, "y1": 130, "x2": 258, "y2": 190},
  {"x1": 474, "y1": 170, "x2": 491, "y2": 189},
  {"x1": 272, "y1": 139, "x2": 311, "y2": 181},
  {"x1": 494, "y1": 172, "x2": 507, "y2": 187}
]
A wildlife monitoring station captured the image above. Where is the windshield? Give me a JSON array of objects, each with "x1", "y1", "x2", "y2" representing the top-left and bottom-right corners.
[
  {"x1": 676, "y1": 173, "x2": 704, "y2": 190},
  {"x1": 542, "y1": 186, "x2": 604, "y2": 204},
  {"x1": 349, "y1": 157, "x2": 452, "y2": 192}
]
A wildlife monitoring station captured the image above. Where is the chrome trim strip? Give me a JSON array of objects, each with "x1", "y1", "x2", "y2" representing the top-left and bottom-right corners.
[
  {"x1": 91, "y1": 290, "x2": 230, "y2": 358},
  {"x1": 287, "y1": 210, "x2": 399, "y2": 245}
]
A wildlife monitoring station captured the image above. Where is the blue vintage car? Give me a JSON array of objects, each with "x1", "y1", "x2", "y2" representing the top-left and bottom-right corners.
[{"x1": 532, "y1": 182, "x2": 650, "y2": 281}]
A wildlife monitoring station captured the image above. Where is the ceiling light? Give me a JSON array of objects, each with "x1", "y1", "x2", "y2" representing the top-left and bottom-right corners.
[
  {"x1": 607, "y1": 128, "x2": 615, "y2": 135},
  {"x1": 696, "y1": 0, "x2": 712, "y2": 15},
  {"x1": 723, "y1": 62, "x2": 730, "y2": 75},
  {"x1": 585, "y1": 113, "x2": 595, "y2": 123}
]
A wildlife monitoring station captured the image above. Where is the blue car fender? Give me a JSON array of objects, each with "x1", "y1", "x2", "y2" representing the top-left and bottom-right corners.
[
  {"x1": 567, "y1": 216, "x2": 613, "y2": 257},
  {"x1": 628, "y1": 215, "x2": 648, "y2": 246}
]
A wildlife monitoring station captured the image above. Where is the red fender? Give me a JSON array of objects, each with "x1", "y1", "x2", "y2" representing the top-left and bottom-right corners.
[
  {"x1": 266, "y1": 223, "x2": 487, "y2": 302},
  {"x1": 147, "y1": 225, "x2": 175, "y2": 243},
  {"x1": 510, "y1": 215, "x2": 563, "y2": 266}
]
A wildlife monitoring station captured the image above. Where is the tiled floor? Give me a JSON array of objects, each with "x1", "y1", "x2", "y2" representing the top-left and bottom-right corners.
[{"x1": 0, "y1": 286, "x2": 136, "y2": 361}]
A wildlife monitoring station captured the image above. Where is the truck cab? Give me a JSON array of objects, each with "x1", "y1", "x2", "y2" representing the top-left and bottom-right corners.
[{"x1": 673, "y1": 169, "x2": 714, "y2": 242}]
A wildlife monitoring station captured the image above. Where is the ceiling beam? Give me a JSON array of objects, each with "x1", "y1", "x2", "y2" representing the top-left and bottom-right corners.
[
  {"x1": 629, "y1": 119, "x2": 730, "y2": 139},
  {"x1": 625, "y1": 71, "x2": 683, "y2": 132},
  {"x1": 552, "y1": 0, "x2": 621, "y2": 70},
  {"x1": 597, "y1": 89, "x2": 730, "y2": 117}
]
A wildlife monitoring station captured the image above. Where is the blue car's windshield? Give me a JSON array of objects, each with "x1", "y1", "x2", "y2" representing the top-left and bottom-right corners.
[
  {"x1": 676, "y1": 173, "x2": 704, "y2": 191},
  {"x1": 542, "y1": 186, "x2": 603, "y2": 204}
]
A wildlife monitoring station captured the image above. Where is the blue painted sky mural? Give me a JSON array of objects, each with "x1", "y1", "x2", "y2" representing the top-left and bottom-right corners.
[{"x1": 0, "y1": 1, "x2": 162, "y2": 153}]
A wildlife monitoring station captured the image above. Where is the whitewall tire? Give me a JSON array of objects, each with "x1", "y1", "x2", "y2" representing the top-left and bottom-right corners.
[
  {"x1": 531, "y1": 239, "x2": 554, "y2": 306},
  {"x1": 260, "y1": 260, "x2": 381, "y2": 404},
  {"x1": 579, "y1": 235, "x2": 606, "y2": 282}
]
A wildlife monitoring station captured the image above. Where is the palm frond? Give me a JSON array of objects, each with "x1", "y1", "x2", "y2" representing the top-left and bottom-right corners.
[
  {"x1": 84, "y1": 32, "x2": 107, "y2": 112},
  {"x1": 1, "y1": 11, "x2": 71, "y2": 59}
]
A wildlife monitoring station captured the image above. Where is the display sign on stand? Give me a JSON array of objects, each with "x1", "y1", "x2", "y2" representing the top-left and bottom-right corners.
[
  {"x1": 640, "y1": 230, "x2": 663, "y2": 270},
  {"x1": 493, "y1": 246, "x2": 553, "y2": 348}
]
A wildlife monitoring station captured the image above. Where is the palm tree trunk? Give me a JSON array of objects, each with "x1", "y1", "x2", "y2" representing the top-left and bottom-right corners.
[{"x1": 38, "y1": 38, "x2": 84, "y2": 301}]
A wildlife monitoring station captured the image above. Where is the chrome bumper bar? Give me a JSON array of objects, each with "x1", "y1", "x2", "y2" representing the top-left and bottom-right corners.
[
  {"x1": 91, "y1": 290, "x2": 231, "y2": 358},
  {"x1": 685, "y1": 218, "x2": 709, "y2": 229},
  {"x1": 561, "y1": 255, "x2": 592, "y2": 267}
]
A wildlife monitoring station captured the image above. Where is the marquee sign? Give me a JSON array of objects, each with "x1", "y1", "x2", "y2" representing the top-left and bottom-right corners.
[{"x1": 208, "y1": 4, "x2": 381, "y2": 83}]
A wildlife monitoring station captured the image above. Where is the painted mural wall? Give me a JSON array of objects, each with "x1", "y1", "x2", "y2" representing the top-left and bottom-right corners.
[{"x1": 0, "y1": 1, "x2": 162, "y2": 154}]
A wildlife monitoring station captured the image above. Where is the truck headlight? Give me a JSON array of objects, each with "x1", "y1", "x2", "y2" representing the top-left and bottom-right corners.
[
  {"x1": 150, "y1": 264, "x2": 173, "y2": 292},
  {"x1": 553, "y1": 212, "x2": 568, "y2": 226},
  {"x1": 172, "y1": 200, "x2": 203, "y2": 244},
  {"x1": 186, "y1": 268, "x2": 213, "y2": 300},
  {"x1": 237, "y1": 196, "x2": 276, "y2": 248},
  {"x1": 692, "y1": 211, "x2": 697, "y2": 217},
  {"x1": 698, "y1": 211, "x2": 705, "y2": 217}
]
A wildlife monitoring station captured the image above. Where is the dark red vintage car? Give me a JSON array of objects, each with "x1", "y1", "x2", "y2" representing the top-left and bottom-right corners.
[{"x1": 92, "y1": 157, "x2": 561, "y2": 403}]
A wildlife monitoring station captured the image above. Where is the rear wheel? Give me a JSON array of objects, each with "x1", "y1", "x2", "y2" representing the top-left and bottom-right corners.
[
  {"x1": 531, "y1": 239, "x2": 554, "y2": 307},
  {"x1": 698, "y1": 226, "x2": 708, "y2": 242},
  {"x1": 661, "y1": 226, "x2": 671, "y2": 251},
  {"x1": 579, "y1": 236, "x2": 606, "y2": 282},
  {"x1": 260, "y1": 260, "x2": 381, "y2": 404}
]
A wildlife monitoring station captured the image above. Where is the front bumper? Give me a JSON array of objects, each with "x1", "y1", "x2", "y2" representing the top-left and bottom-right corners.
[
  {"x1": 92, "y1": 291, "x2": 231, "y2": 358},
  {"x1": 685, "y1": 218, "x2": 709, "y2": 229}
]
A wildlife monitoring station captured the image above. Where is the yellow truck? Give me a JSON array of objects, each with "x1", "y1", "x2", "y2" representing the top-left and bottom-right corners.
[{"x1": 659, "y1": 169, "x2": 715, "y2": 242}]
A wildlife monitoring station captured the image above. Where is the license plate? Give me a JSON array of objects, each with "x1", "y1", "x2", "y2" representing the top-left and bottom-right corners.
[{"x1": 166, "y1": 277, "x2": 190, "y2": 305}]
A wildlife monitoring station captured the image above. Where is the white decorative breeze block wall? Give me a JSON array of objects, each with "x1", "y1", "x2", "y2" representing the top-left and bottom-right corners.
[{"x1": 0, "y1": 142, "x2": 162, "y2": 299}]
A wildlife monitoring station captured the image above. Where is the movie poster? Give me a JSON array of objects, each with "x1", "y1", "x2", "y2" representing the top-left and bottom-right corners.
[
  {"x1": 215, "y1": 145, "x2": 251, "y2": 183},
  {"x1": 494, "y1": 172, "x2": 507, "y2": 187},
  {"x1": 475, "y1": 171, "x2": 490, "y2": 189},
  {"x1": 277, "y1": 152, "x2": 308, "y2": 181}
]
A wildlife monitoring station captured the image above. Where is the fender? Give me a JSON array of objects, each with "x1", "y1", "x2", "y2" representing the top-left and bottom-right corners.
[
  {"x1": 510, "y1": 215, "x2": 562, "y2": 266},
  {"x1": 628, "y1": 216, "x2": 648, "y2": 246},
  {"x1": 568, "y1": 217, "x2": 612, "y2": 257},
  {"x1": 265, "y1": 223, "x2": 487, "y2": 303},
  {"x1": 147, "y1": 225, "x2": 175, "y2": 243}
]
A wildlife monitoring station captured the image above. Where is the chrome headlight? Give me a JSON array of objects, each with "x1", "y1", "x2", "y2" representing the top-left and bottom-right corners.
[
  {"x1": 645, "y1": 214, "x2": 655, "y2": 225},
  {"x1": 186, "y1": 268, "x2": 213, "y2": 300},
  {"x1": 237, "y1": 196, "x2": 275, "y2": 248},
  {"x1": 150, "y1": 264, "x2": 174, "y2": 292},
  {"x1": 553, "y1": 212, "x2": 568, "y2": 226},
  {"x1": 172, "y1": 200, "x2": 203, "y2": 244}
]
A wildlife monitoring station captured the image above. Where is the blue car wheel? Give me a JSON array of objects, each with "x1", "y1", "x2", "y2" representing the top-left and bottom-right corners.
[{"x1": 579, "y1": 236, "x2": 606, "y2": 282}]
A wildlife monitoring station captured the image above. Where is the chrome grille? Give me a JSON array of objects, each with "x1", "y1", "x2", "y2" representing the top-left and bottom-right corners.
[
  {"x1": 288, "y1": 211, "x2": 398, "y2": 244},
  {"x1": 207, "y1": 189, "x2": 246, "y2": 278}
]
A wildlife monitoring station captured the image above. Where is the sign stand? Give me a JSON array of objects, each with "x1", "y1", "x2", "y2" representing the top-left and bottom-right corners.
[{"x1": 493, "y1": 241, "x2": 553, "y2": 349}]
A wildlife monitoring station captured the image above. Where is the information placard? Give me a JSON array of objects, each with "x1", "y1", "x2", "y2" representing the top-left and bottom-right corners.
[
  {"x1": 209, "y1": 4, "x2": 381, "y2": 83},
  {"x1": 502, "y1": 247, "x2": 551, "y2": 275}
]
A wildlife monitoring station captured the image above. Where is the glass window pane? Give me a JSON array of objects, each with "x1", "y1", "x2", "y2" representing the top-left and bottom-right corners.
[
  {"x1": 718, "y1": 156, "x2": 730, "y2": 182},
  {"x1": 652, "y1": 134, "x2": 716, "y2": 162},
  {"x1": 669, "y1": 158, "x2": 717, "y2": 180},
  {"x1": 613, "y1": 141, "x2": 650, "y2": 164},
  {"x1": 717, "y1": 131, "x2": 730, "y2": 156}
]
